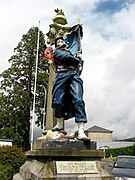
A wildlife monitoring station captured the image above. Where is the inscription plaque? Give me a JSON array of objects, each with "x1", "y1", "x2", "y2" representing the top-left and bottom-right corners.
[{"x1": 56, "y1": 161, "x2": 98, "y2": 174}]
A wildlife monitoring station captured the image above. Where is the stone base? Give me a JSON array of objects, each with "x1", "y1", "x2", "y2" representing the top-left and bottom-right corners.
[
  {"x1": 34, "y1": 139, "x2": 96, "y2": 150},
  {"x1": 13, "y1": 140, "x2": 114, "y2": 180},
  {"x1": 14, "y1": 159, "x2": 114, "y2": 179},
  {"x1": 12, "y1": 173, "x2": 24, "y2": 180},
  {"x1": 43, "y1": 139, "x2": 95, "y2": 150}
]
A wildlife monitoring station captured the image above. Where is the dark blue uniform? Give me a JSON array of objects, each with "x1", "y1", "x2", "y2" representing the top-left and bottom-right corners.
[{"x1": 52, "y1": 48, "x2": 87, "y2": 123}]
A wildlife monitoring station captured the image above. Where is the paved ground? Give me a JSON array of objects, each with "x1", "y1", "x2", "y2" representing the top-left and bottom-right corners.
[{"x1": 102, "y1": 160, "x2": 114, "y2": 174}]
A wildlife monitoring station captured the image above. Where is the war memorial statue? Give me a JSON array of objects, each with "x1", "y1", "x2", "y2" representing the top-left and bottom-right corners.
[
  {"x1": 13, "y1": 9, "x2": 113, "y2": 180},
  {"x1": 44, "y1": 9, "x2": 89, "y2": 141}
]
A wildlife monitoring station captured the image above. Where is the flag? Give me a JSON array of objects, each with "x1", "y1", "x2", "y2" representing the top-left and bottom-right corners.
[{"x1": 64, "y1": 24, "x2": 83, "y2": 56}]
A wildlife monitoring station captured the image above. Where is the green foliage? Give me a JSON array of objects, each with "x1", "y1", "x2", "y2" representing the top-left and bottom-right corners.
[
  {"x1": 0, "y1": 146, "x2": 26, "y2": 179},
  {"x1": 0, "y1": 164, "x2": 13, "y2": 180},
  {"x1": 105, "y1": 144, "x2": 135, "y2": 157},
  {"x1": 0, "y1": 27, "x2": 48, "y2": 149},
  {"x1": 132, "y1": 140, "x2": 135, "y2": 156}
]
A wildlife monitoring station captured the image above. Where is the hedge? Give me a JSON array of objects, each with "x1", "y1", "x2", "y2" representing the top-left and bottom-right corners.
[
  {"x1": 105, "y1": 144, "x2": 135, "y2": 157},
  {"x1": 0, "y1": 145, "x2": 26, "y2": 179}
]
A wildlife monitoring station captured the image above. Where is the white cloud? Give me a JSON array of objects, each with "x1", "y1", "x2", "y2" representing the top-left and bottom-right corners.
[{"x1": 80, "y1": 1, "x2": 135, "y2": 139}]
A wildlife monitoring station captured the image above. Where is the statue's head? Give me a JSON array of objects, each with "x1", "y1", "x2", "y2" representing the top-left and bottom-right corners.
[{"x1": 55, "y1": 36, "x2": 66, "y2": 49}]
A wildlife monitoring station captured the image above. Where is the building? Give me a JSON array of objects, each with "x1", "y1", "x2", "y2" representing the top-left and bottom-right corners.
[
  {"x1": 118, "y1": 137, "x2": 135, "y2": 142},
  {"x1": 85, "y1": 125, "x2": 134, "y2": 150},
  {"x1": 0, "y1": 138, "x2": 12, "y2": 147},
  {"x1": 85, "y1": 125, "x2": 113, "y2": 142}
]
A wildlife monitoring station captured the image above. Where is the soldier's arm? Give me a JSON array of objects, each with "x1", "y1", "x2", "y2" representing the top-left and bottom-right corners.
[{"x1": 54, "y1": 49, "x2": 80, "y2": 65}]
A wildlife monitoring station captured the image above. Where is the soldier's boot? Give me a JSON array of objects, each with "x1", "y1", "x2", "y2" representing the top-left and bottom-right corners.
[
  {"x1": 52, "y1": 117, "x2": 64, "y2": 131},
  {"x1": 77, "y1": 122, "x2": 89, "y2": 141}
]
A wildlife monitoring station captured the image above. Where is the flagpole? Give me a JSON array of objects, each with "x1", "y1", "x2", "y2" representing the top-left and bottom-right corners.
[
  {"x1": 31, "y1": 21, "x2": 40, "y2": 150},
  {"x1": 77, "y1": 16, "x2": 81, "y2": 52}
]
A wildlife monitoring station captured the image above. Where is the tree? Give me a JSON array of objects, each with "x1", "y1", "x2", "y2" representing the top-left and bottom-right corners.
[{"x1": 0, "y1": 27, "x2": 48, "y2": 150}]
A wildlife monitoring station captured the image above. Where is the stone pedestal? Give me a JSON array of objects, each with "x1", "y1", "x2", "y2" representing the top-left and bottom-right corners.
[
  {"x1": 13, "y1": 140, "x2": 114, "y2": 180},
  {"x1": 45, "y1": 65, "x2": 56, "y2": 130}
]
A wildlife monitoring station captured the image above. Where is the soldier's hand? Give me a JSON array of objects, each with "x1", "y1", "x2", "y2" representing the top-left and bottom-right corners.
[{"x1": 76, "y1": 51, "x2": 82, "y2": 59}]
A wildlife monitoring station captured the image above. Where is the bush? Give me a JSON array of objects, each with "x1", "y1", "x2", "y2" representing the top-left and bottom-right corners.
[
  {"x1": 105, "y1": 145, "x2": 135, "y2": 157},
  {"x1": 0, "y1": 145, "x2": 26, "y2": 179},
  {"x1": 0, "y1": 164, "x2": 13, "y2": 180}
]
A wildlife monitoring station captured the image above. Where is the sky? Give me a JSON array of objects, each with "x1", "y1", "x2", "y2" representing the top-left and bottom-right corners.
[{"x1": 0, "y1": 0, "x2": 135, "y2": 140}]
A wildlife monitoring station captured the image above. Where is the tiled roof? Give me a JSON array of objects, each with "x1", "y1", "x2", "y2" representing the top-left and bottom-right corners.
[
  {"x1": 117, "y1": 137, "x2": 135, "y2": 142},
  {"x1": 85, "y1": 125, "x2": 113, "y2": 133}
]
